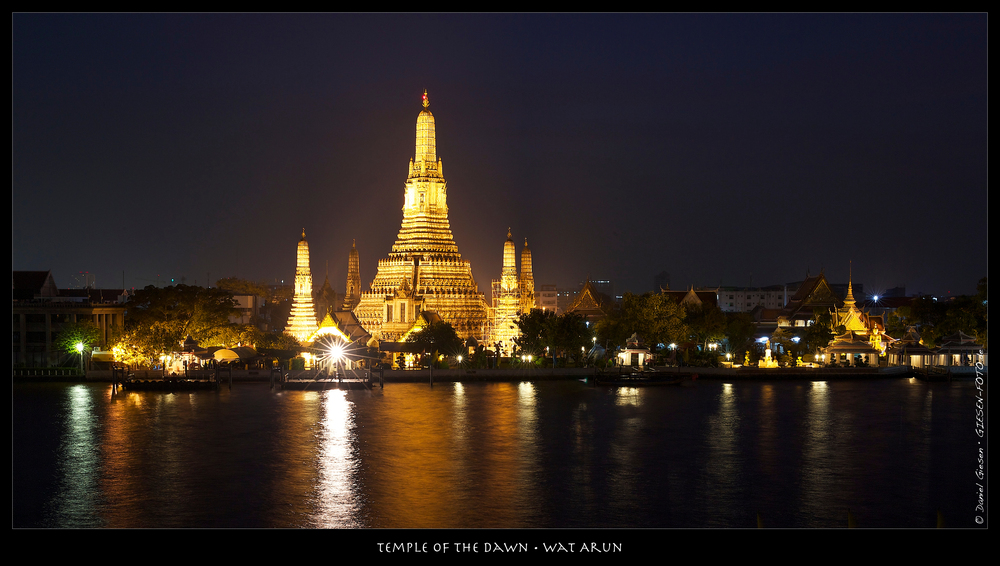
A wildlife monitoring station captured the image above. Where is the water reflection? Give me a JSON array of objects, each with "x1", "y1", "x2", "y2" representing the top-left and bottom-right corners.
[
  {"x1": 313, "y1": 390, "x2": 361, "y2": 527},
  {"x1": 51, "y1": 385, "x2": 102, "y2": 527},
  {"x1": 13, "y1": 379, "x2": 978, "y2": 528}
]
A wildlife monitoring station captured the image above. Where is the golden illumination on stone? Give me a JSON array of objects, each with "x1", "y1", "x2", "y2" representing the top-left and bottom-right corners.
[
  {"x1": 342, "y1": 239, "x2": 361, "y2": 311},
  {"x1": 286, "y1": 229, "x2": 319, "y2": 343},
  {"x1": 519, "y1": 238, "x2": 535, "y2": 314},
  {"x1": 491, "y1": 229, "x2": 521, "y2": 354},
  {"x1": 312, "y1": 313, "x2": 353, "y2": 344},
  {"x1": 353, "y1": 92, "x2": 488, "y2": 341}
]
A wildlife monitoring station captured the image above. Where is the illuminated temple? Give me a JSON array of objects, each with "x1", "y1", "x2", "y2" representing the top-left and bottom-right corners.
[
  {"x1": 490, "y1": 229, "x2": 521, "y2": 353},
  {"x1": 285, "y1": 229, "x2": 319, "y2": 343},
  {"x1": 353, "y1": 92, "x2": 488, "y2": 341}
]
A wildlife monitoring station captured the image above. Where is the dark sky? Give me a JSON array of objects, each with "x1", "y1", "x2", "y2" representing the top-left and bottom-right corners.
[{"x1": 13, "y1": 14, "x2": 987, "y2": 299}]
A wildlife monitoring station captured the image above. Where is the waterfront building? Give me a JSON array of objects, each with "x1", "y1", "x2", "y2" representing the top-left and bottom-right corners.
[
  {"x1": 823, "y1": 270, "x2": 895, "y2": 365},
  {"x1": 353, "y1": 92, "x2": 488, "y2": 341},
  {"x1": 887, "y1": 327, "x2": 936, "y2": 369},
  {"x1": 285, "y1": 230, "x2": 319, "y2": 343},
  {"x1": 12, "y1": 271, "x2": 127, "y2": 367},
  {"x1": 617, "y1": 332, "x2": 652, "y2": 368},
  {"x1": 932, "y1": 331, "x2": 986, "y2": 367}
]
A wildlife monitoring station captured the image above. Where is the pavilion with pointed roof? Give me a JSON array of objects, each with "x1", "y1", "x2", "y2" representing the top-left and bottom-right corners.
[{"x1": 822, "y1": 267, "x2": 895, "y2": 366}]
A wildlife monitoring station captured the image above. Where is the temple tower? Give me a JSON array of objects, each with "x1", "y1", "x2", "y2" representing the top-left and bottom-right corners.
[
  {"x1": 353, "y1": 91, "x2": 488, "y2": 341},
  {"x1": 491, "y1": 229, "x2": 521, "y2": 354},
  {"x1": 343, "y1": 239, "x2": 361, "y2": 311},
  {"x1": 286, "y1": 229, "x2": 319, "y2": 343},
  {"x1": 519, "y1": 238, "x2": 535, "y2": 314}
]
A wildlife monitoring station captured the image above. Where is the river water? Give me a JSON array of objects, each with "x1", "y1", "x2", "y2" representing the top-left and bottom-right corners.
[{"x1": 12, "y1": 378, "x2": 986, "y2": 529}]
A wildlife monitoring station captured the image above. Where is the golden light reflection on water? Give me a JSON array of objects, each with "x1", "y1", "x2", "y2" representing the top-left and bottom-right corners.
[
  {"x1": 14, "y1": 379, "x2": 976, "y2": 528},
  {"x1": 312, "y1": 390, "x2": 362, "y2": 528},
  {"x1": 614, "y1": 387, "x2": 643, "y2": 406},
  {"x1": 357, "y1": 382, "x2": 545, "y2": 528}
]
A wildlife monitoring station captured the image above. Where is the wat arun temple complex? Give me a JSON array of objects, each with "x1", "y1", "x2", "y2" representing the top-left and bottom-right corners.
[
  {"x1": 285, "y1": 92, "x2": 537, "y2": 349},
  {"x1": 353, "y1": 92, "x2": 490, "y2": 341}
]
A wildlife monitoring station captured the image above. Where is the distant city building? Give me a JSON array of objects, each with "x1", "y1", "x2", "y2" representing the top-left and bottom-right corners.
[
  {"x1": 879, "y1": 285, "x2": 907, "y2": 299},
  {"x1": 352, "y1": 91, "x2": 488, "y2": 341},
  {"x1": 588, "y1": 279, "x2": 614, "y2": 301},
  {"x1": 537, "y1": 284, "x2": 558, "y2": 313},
  {"x1": 285, "y1": 230, "x2": 319, "y2": 343},
  {"x1": 556, "y1": 287, "x2": 579, "y2": 314},
  {"x1": 713, "y1": 285, "x2": 787, "y2": 313},
  {"x1": 230, "y1": 293, "x2": 264, "y2": 326}
]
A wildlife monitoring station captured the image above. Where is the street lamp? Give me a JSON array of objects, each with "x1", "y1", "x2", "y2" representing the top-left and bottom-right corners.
[{"x1": 75, "y1": 342, "x2": 85, "y2": 374}]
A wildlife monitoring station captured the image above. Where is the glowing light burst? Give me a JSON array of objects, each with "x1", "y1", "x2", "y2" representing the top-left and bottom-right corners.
[{"x1": 309, "y1": 335, "x2": 378, "y2": 373}]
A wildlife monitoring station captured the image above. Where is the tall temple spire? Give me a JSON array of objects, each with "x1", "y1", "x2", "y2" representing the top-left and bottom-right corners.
[
  {"x1": 492, "y1": 228, "x2": 521, "y2": 353},
  {"x1": 286, "y1": 229, "x2": 318, "y2": 343},
  {"x1": 519, "y1": 237, "x2": 535, "y2": 314},
  {"x1": 844, "y1": 261, "x2": 856, "y2": 307},
  {"x1": 501, "y1": 228, "x2": 517, "y2": 293},
  {"x1": 413, "y1": 90, "x2": 438, "y2": 174},
  {"x1": 343, "y1": 239, "x2": 361, "y2": 311},
  {"x1": 353, "y1": 92, "x2": 487, "y2": 341}
]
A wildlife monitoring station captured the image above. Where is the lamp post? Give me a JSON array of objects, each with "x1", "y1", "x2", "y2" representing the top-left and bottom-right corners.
[{"x1": 75, "y1": 342, "x2": 85, "y2": 375}]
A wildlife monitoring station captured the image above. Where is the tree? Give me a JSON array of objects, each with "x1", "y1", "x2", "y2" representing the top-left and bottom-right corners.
[
  {"x1": 405, "y1": 321, "x2": 464, "y2": 356},
  {"x1": 54, "y1": 320, "x2": 102, "y2": 365},
  {"x1": 513, "y1": 309, "x2": 556, "y2": 355},
  {"x1": 802, "y1": 310, "x2": 835, "y2": 354},
  {"x1": 594, "y1": 292, "x2": 686, "y2": 349},
  {"x1": 724, "y1": 312, "x2": 757, "y2": 359},
  {"x1": 514, "y1": 310, "x2": 592, "y2": 362},
  {"x1": 684, "y1": 303, "x2": 727, "y2": 349},
  {"x1": 547, "y1": 312, "x2": 592, "y2": 361},
  {"x1": 115, "y1": 285, "x2": 240, "y2": 365}
]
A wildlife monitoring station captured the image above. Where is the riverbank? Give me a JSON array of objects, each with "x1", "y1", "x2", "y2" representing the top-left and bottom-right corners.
[{"x1": 19, "y1": 364, "x2": 970, "y2": 383}]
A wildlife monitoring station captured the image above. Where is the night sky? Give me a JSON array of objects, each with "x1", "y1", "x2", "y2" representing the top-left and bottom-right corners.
[{"x1": 13, "y1": 14, "x2": 987, "y2": 299}]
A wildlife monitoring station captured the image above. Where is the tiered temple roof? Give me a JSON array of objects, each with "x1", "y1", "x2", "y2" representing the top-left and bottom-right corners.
[{"x1": 353, "y1": 92, "x2": 488, "y2": 341}]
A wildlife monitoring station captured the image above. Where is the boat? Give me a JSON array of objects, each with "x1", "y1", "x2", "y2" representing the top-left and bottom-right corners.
[{"x1": 595, "y1": 369, "x2": 685, "y2": 387}]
